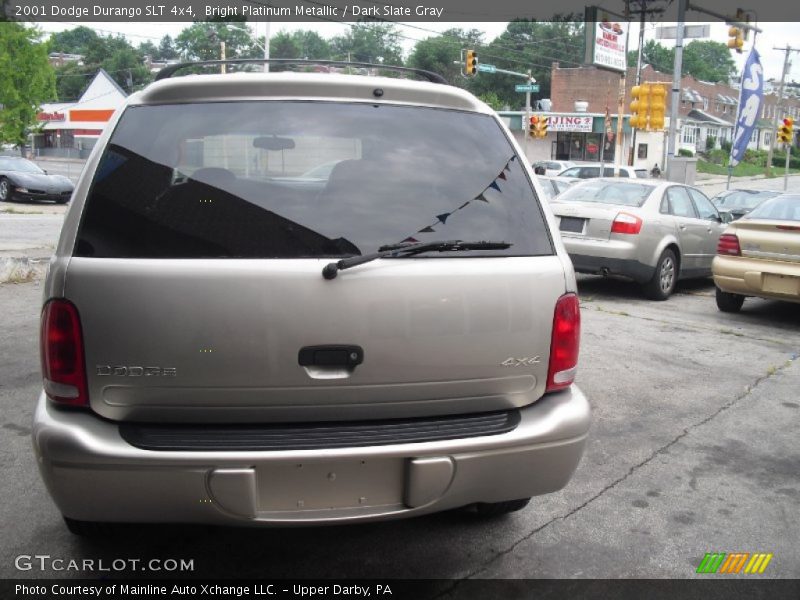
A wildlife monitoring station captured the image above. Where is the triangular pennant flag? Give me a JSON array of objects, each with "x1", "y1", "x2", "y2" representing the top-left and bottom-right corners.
[
  {"x1": 402, "y1": 236, "x2": 419, "y2": 243},
  {"x1": 418, "y1": 226, "x2": 435, "y2": 233},
  {"x1": 503, "y1": 161, "x2": 511, "y2": 172},
  {"x1": 510, "y1": 155, "x2": 517, "y2": 162},
  {"x1": 436, "y1": 213, "x2": 450, "y2": 224},
  {"x1": 498, "y1": 172, "x2": 507, "y2": 180},
  {"x1": 474, "y1": 193, "x2": 489, "y2": 203},
  {"x1": 489, "y1": 181, "x2": 502, "y2": 193},
  {"x1": 458, "y1": 201, "x2": 470, "y2": 210}
]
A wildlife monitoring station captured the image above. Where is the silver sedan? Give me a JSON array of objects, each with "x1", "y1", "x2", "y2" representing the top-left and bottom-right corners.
[{"x1": 550, "y1": 178, "x2": 726, "y2": 299}]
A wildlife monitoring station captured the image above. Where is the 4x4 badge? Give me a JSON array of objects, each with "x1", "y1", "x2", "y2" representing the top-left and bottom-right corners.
[{"x1": 502, "y1": 357, "x2": 540, "y2": 367}]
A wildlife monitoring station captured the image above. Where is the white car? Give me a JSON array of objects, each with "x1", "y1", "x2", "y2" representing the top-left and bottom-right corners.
[
  {"x1": 533, "y1": 160, "x2": 575, "y2": 176},
  {"x1": 558, "y1": 163, "x2": 649, "y2": 179}
]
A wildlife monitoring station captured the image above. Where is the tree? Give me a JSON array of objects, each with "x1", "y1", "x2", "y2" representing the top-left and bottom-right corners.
[
  {"x1": 627, "y1": 39, "x2": 673, "y2": 72},
  {"x1": 467, "y1": 17, "x2": 585, "y2": 109},
  {"x1": 291, "y1": 31, "x2": 331, "y2": 60},
  {"x1": 627, "y1": 40, "x2": 735, "y2": 83},
  {"x1": 407, "y1": 28, "x2": 484, "y2": 86},
  {"x1": 175, "y1": 21, "x2": 260, "y2": 61},
  {"x1": 47, "y1": 26, "x2": 98, "y2": 55},
  {"x1": 269, "y1": 31, "x2": 301, "y2": 59},
  {"x1": 157, "y1": 35, "x2": 180, "y2": 60},
  {"x1": 330, "y1": 23, "x2": 403, "y2": 65},
  {"x1": 683, "y1": 40, "x2": 736, "y2": 83},
  {"x1": 0, "y1": 24, "x2": 56, "y2": 147}
]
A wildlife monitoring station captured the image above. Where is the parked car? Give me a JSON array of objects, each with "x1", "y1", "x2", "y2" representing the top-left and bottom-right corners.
[
  {"x1": 550, "y1": 178, "x2": 726, "y2": 299},
  {"x1": 536, "y1": 175, "x2": 579, "y2": 201},
  {"x1": 558, "y1": 164, "x2": 649, "y2": 179},
  {"x1": 35, "y1": 62, "x2": 590, "y2": 535},
  {"x1": 713, "y1": 193, "x2": 800, "y2": 312},
  {"x1": 0, "y1": 157, "x2": 73, "y2": 203},
  {"x1": 710, "y1": 189, "x2": 779, "y2": 222},
  {"x1": 532, "y1": 160, "x2": 575, "y2": 176}
]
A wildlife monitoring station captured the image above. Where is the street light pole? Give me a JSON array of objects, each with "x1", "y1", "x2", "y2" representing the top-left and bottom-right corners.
[{"x1": 666, "y1": 0, "x2": 687, "y2": 180}]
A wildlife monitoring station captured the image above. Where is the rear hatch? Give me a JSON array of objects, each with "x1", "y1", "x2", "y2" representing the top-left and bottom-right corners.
[{"x1": 65, "y1": 99, "x2": 562, "y2": 423}]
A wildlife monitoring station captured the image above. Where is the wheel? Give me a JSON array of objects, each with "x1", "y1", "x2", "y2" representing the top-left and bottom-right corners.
[
  {"x1": 0, "y1": 177, "x2": 9, "y2": 202},
  {"x1": 473, "y1": 498, "x2": 531, "y2": 517},
  {"x1": 643, "y1": 249, "x2": 678, "y2": 300},
  {"x1": 715, "y1": 287, "x2": 745, "y2": 312},
  {"x1": 63, "y1": 516, "x2": 115, "y2": 537}
]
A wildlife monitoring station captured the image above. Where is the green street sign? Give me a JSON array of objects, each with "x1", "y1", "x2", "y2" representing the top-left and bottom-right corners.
[
  {"x1": 515, "y1": 84, "x2": 540, "y2": 93},
  {"x1": 477, "y1": 64, "x2": 496, "y2": 73}
]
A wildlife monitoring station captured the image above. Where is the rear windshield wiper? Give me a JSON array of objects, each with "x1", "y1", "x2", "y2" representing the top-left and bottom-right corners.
[{"x1": 322, "y1": 240, "x2": 511, "y2": 279}]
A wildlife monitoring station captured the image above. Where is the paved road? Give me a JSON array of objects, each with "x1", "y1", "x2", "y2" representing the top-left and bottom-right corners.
[{"x1": 1, "y1": 274, "x2": 798, "y2": 581}]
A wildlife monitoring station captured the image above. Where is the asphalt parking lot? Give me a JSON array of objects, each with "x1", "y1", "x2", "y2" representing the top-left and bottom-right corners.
[{"x1": 1, "y1": 271, "x2": 798, "y2": 581}]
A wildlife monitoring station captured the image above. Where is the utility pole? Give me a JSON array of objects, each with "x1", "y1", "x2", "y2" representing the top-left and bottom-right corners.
[
  {"x1": 666, "y1": 0, "x2": 686, "y2": 181},
  {"x1": 630, "y1": 0, "x2": 648, "y2": 166},
  {"x1": 220, "y1": 41, "x2": 226, "y2": 74},
  {"x1": 765, "y1": 46, "x2": 799, "y2": 176},
  {"x1": 263, "y1": 20, "x2": 270, "y2": 73}
]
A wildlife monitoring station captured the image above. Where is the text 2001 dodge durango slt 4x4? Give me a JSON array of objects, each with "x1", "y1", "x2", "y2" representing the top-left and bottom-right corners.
[{"x1": 34, "y1": 61, "x2": 590, "y2": 534}]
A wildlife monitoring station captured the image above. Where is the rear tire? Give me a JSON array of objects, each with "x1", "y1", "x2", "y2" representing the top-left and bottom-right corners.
[
  {"x1": 474, "y1": 498, "x2": 531, "y2": 517},
  {"x1": 0, "y1": 177, "x2": 9, "y2": 202},
  {"x1": 643, "y1": 249, "x2": 678, "y2": 301},
  {"x1": 715, "y1": 287, "x2": 745, "y2": 312}
]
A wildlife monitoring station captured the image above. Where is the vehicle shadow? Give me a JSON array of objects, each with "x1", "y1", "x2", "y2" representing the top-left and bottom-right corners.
[{"x1": 575, "y1": 274, "x2": 715, "y2": 301}]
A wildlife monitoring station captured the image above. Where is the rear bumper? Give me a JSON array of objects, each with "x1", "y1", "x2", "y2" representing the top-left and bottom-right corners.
[
  {"x1": 32, "y1": 387, "x2": 591, "y2": 526},
  {"x1": 713, "y1": 255, "x2": 800, "y2": 303},
  {"x1": 566, "y1": 252, "x2": 654, "y2": 283}
]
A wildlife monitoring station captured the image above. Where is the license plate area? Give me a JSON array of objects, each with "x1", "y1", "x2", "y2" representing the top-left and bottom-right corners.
[
  {"x1": 559, "y1": 216, "x2": 586, "y2": 233},
  {"x1": 763, "y1": 273, "x2": 800, "y2": 295},
  {"x1": 257, "y1": 459, "x2": 404, "y2": 512}
]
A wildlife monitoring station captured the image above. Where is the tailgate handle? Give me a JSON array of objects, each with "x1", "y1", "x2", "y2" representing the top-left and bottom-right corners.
[{"x1": 298, "y1": 345, "x2": 364, "y2": 368}]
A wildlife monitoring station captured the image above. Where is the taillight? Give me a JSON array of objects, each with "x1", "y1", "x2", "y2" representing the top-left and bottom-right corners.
[
  {"x1": 717, "y1": 233, "x2": 741, "y2": 256},
  {"x1": 546, "y1": 293, "x2": 580, "y2": 393},
  {"x1": 40, "y1": 299, "x2": 88, "y2": 407},
  {"x1": 610, "y1": 212, "x2": 643, "y2": 235}
]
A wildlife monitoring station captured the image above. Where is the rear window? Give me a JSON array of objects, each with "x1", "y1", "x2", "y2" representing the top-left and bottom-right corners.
[
  {"x1": 76, "y1": 101, "x2": 552, "y2": 259},
  {"x1": 745, "y1": 195, "x2": 800, "y2": 222},
  {"x1": 556, "y1": 180, "x2": 655, "y2": 207}
]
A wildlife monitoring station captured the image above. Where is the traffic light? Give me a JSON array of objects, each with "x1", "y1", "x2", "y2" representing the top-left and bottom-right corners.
[
  {"x1": 529, "y1": 115, "x2": 539, "y2": 138},
  {"x1": 464, "y1": 49, "x2": 478, "y2": 77},
  {"x1": 536, "y1": 115, "x2": 549, "y2": 138},
  {"x1": 630, "y1": 83, "x2": 650, "y2": 130},
  {"x1": 727, "y1": 26, "x2": 744, "y2": 53},
  {"x1": 648, "y1": 84, "x2": 667, "y2": 130},
  {"x1": 778, "y1": 117, "x2": 794, "y2": 144}
]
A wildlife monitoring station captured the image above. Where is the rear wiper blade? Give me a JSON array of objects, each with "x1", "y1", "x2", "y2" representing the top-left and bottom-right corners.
[{"x1": 322, "y1": 240, "x2": 511, "y2": 280}]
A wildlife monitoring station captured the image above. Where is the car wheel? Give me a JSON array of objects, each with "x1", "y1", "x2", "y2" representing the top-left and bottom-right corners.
[
  {"x1": 63, "y1": 516, "x2": 116, "y2": 537},
  {"x1": 473, "y1": 498, "x2": 531, "y2": 517},
  {"x1": 643, "y1": 249, "x2": 678, "y2": 300},
  {"x1": 715, "y1": 287, "x2": 745, "y2": 312},
  {"x1": 0, "y1": 178, "x2": 9, "y2": 202}
]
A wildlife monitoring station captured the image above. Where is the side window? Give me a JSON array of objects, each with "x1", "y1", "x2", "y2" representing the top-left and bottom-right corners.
[
  {"x1": 617, "y1": 169, "x2": 630, "y2": 178},
  {"x1": 665, "y1": 187, "x2": 698, "y2": 218},
  {"x1": 688, "y1": 188, "x2": 719, "y2": 220},
  {"x1": 561, "y1": 167, "x2": 579, "y2": 177},
  {"x1": 582, "y1": 167, "x2": 599, "y2": 178}
]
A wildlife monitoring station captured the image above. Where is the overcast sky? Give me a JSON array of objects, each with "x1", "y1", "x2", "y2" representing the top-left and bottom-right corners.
[{"x1": 32, "y1": 20, "x2": 800, "y2": 84}]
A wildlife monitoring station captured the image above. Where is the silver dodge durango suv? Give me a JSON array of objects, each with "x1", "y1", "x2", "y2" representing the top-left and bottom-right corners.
[{"x1": 34, "y1": 61, "x2": 591, "y2": 534}]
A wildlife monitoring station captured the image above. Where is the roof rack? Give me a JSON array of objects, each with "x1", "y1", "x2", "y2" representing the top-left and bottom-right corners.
[{"x1": 155, "y1": 59, "x2": 448, "y2": 84}]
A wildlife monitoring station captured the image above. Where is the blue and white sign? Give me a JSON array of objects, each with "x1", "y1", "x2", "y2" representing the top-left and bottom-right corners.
[{"x1": 730, "y1": 49, "x2": 764, "y2": 167}]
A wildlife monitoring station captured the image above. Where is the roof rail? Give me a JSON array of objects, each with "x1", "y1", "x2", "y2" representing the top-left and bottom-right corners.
[{"x1": 155, "y1": 59, "x2": 448, "y2": 84}]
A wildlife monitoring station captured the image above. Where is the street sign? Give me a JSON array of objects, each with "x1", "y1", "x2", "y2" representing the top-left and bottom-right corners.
[
  {"x1": 477, "y1": 64, "x2": 496, "y2": 73},
  {"x1": 515, "y1": 84, "x2": 540, "y2": 93}
]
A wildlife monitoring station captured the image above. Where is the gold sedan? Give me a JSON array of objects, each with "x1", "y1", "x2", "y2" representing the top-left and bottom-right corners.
[{"x1": 713, "y1": 193, "x2": 800, "y2": 311}]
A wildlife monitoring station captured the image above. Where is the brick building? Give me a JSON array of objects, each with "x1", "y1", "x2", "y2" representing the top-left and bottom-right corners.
[{"x1": 543, "y1": 61, "x2": 800, "y2": 168}]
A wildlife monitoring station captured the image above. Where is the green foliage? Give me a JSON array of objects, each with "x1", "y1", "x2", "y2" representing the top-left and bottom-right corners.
[
  {"x1": 743, "y1": 149, "x2": 767, "y2": 166},
  {"x1": 157, "y1": 35, "x2": 180, "y2": 60},
  {"x1": 49, "y1": 29, "x2": 153, "y2": 99},
  {"x1": 708, "y1": 148, "x2": 728, "y2": 165},
  {"x1": 467, "y1": 17, "x2": 585, "y2": 109},
  {"x1": 627, "y1": 40, "x2": 673, "y2": 73},
  {"x1": 678, "y1": 148, "x2": 694, "y2": 157},
  {"x1": 0, "y1": 23, "x2": 56, "y2": 146},
  {"x1": 407, "y1": 28, "x2": 484, "y2": 87},
  {"x1": 627, "y1": 40, "x2": 735, "y2": 82},
  {"x1": 175, "y1": 21, "x2": 261, "y2": 62},
  {"x1": 330, "y1": 23, "x2": 403, "y2": 65},
  {"x1": 705, "y1": 135, "x2": 716, "y2": 151},
  {"x1": 478, "y1": 92, "x2": 505, "y2": 111},
  {"x1": 269, "y1": 30, "x2": 331, "y2": 60},
  {"x1": 720, "y1": 139, "x2": 732, "y2": 154},
  {"x1": 772, "y1": 152, "x2": 800, "y2": 170}
]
